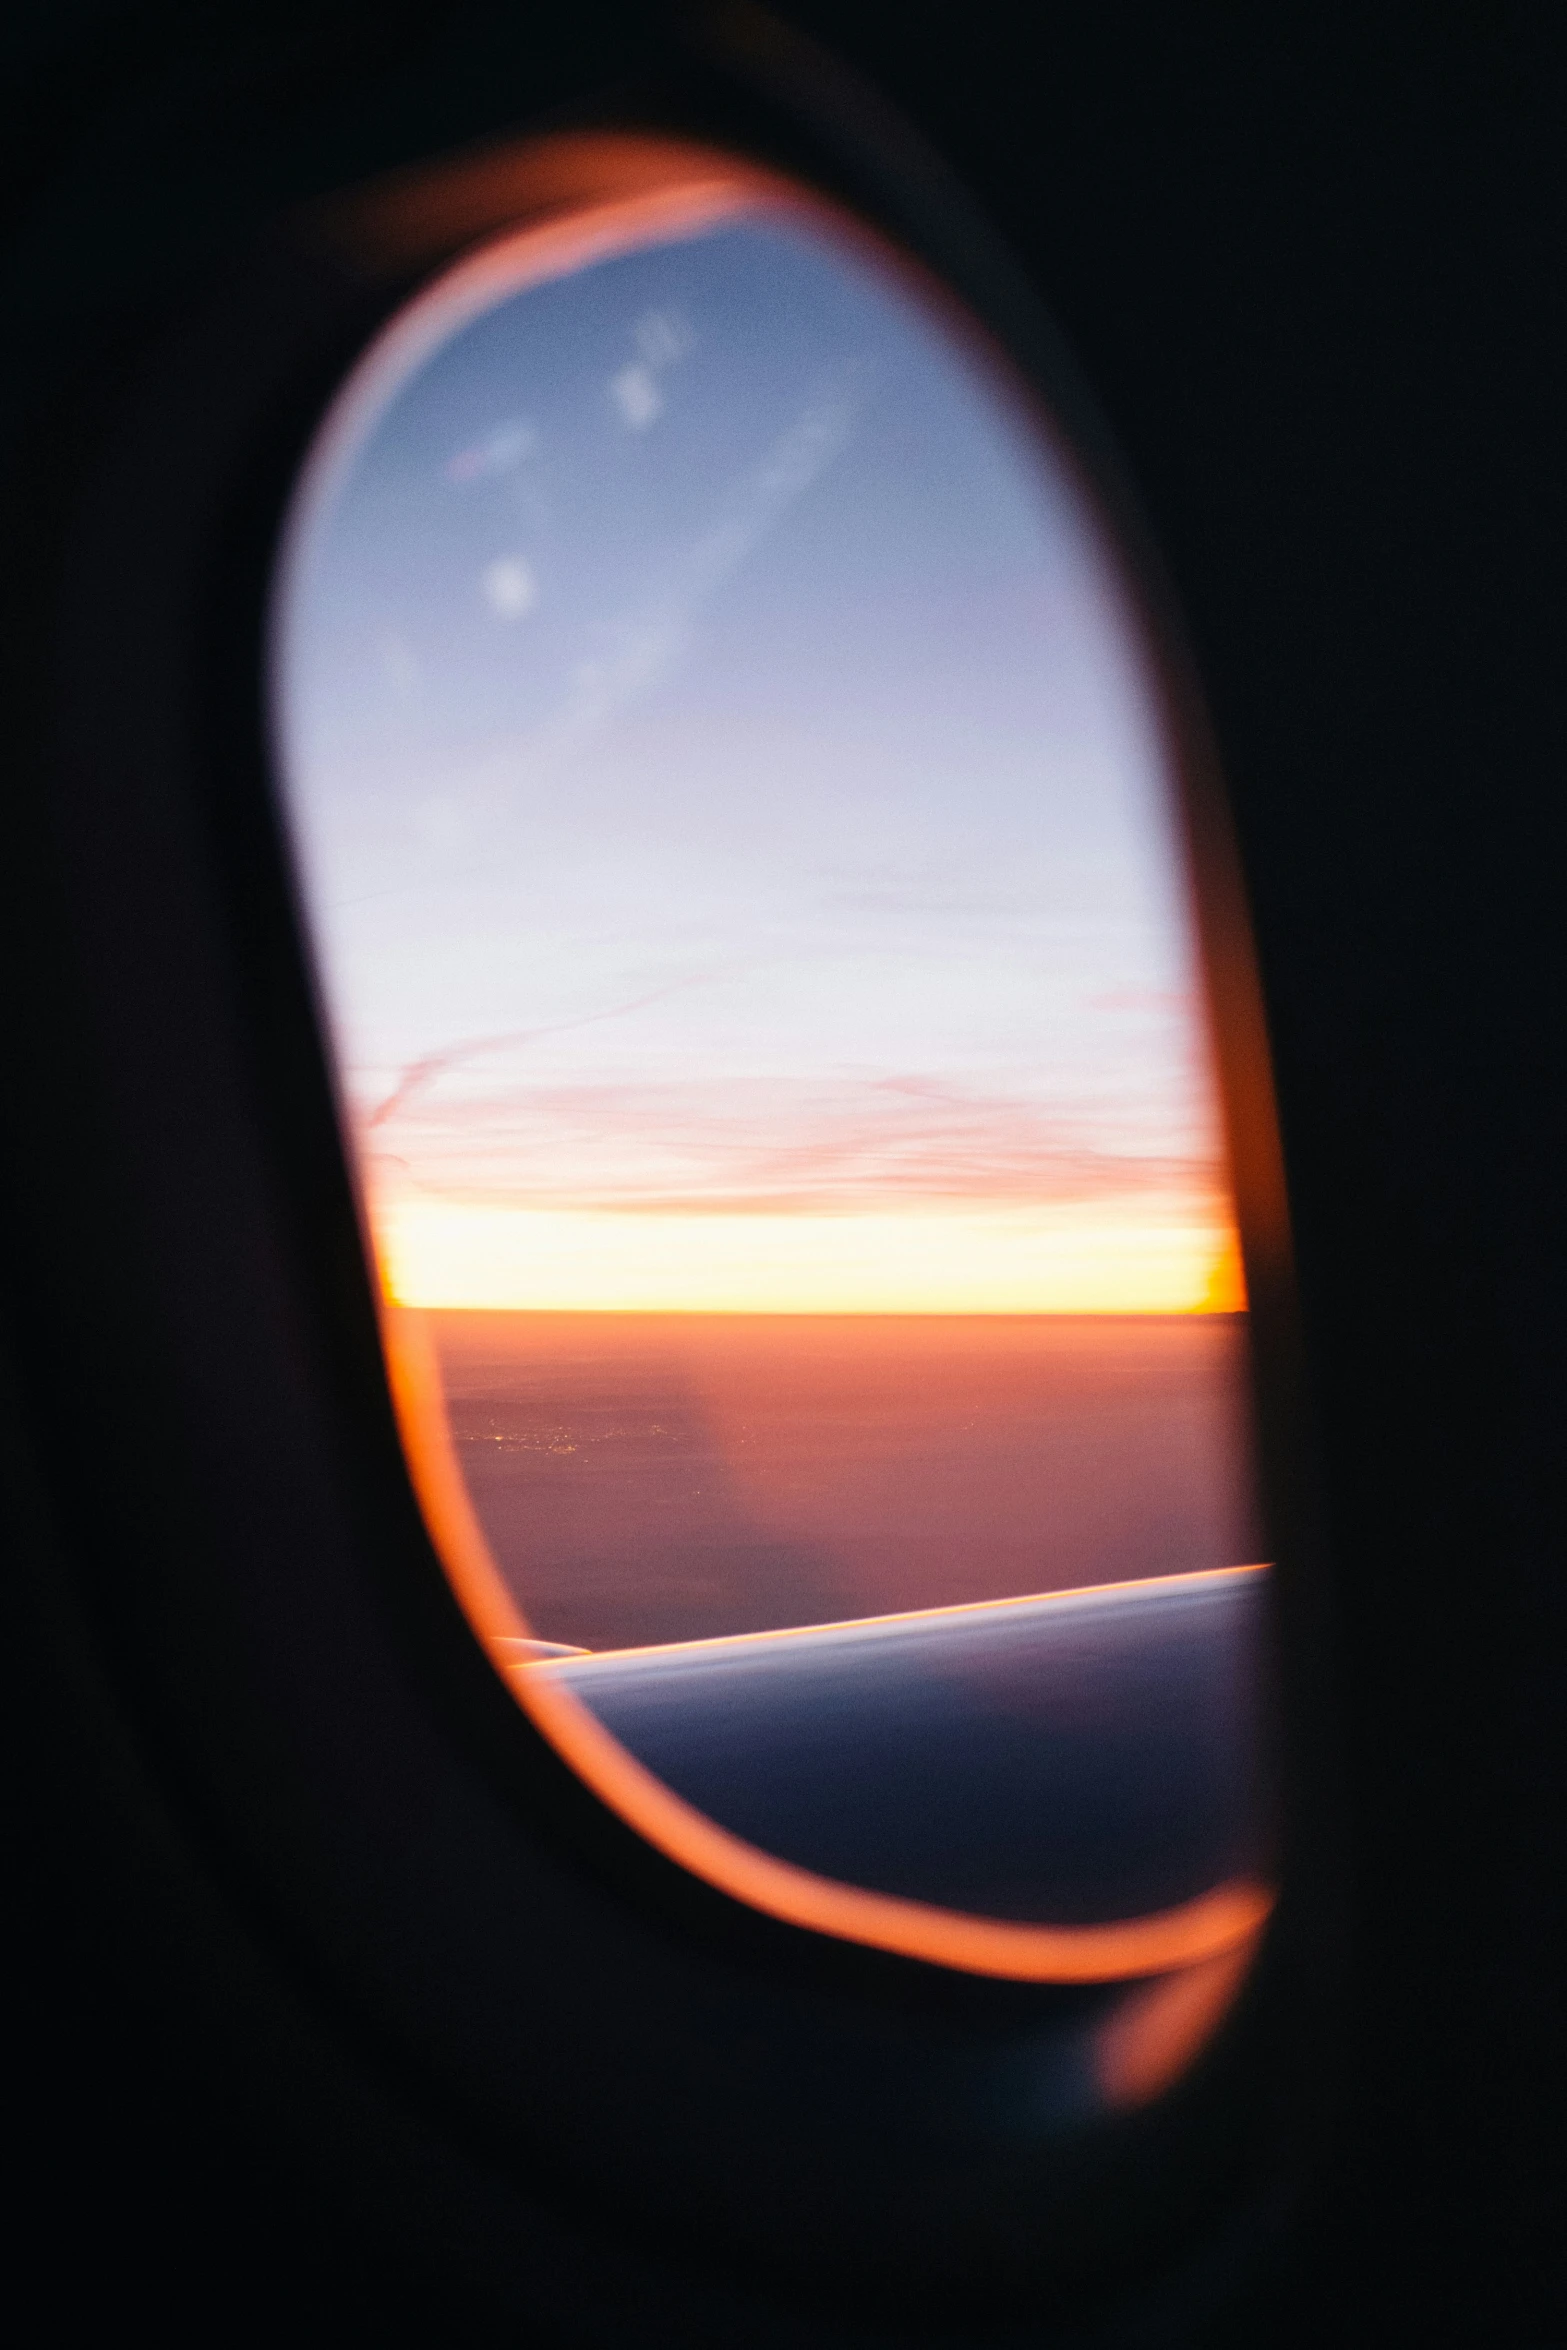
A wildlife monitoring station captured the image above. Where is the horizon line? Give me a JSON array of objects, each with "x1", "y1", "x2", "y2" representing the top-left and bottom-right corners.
[{"x1": 388, "y1": 1299, "x2": 1250, "y2": 1318}]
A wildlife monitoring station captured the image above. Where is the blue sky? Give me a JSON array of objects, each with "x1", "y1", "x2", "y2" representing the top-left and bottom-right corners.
[{"x1": 273, "y1": 196, "x2": 1236, "y2": 1310}]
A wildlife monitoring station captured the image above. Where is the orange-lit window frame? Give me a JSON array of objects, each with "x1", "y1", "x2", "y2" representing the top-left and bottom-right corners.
[{"x1": 293, "y1": 130, "x2": 1278, "y2": 2023}]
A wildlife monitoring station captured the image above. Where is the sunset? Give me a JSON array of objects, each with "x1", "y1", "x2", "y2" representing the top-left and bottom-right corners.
[
  {"x1": 31, "y1": 9, "x2": 1536, "y2": 2319},
  {"x1": 273, "y1": 175, "x2": 1266, "y2": 1977},
  {"x1": 374, "y1": 1197, "x2": 1242, "y2": 1314}
]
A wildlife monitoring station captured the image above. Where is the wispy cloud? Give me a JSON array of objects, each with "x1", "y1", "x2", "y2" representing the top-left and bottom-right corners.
[
  {"x1": 362, "y1": 979, "x2": 711, "y2": 1130},
  {"x1": 503, "y1": 358, "x2": 872, "y2": 769},
  {"x1": 355, "y1": 1066, "x2": 1226, "y2": 1216}
]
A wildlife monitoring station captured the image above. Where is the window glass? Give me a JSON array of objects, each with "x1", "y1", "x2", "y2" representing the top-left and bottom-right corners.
[{"x1": 273, "y1": 149, "x2": 1272, "y2": 2027}]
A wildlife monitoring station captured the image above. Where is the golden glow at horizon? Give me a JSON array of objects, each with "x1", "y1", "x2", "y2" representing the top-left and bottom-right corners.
[
  {"x1": 371, "y1": 1196, "x2": 1247, "y2": 1314},
  {"x1": 283, "y1": 192, "x2": 1254, "y2": 1329}
]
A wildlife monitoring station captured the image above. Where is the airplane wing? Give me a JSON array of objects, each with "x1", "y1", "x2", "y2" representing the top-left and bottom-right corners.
[{"x1": 500, "y1": 1564, "x2": 1271, "y2": 1928}]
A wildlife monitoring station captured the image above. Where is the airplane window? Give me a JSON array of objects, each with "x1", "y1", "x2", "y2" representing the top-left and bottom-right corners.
[{"x1": 271, "y1": 144, "x2": 1273, "y2": 2047}]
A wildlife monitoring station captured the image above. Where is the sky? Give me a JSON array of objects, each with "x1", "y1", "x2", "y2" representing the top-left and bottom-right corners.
[{"x1": 272, "y1": 193, "x2": 1242, "y2": 1313}]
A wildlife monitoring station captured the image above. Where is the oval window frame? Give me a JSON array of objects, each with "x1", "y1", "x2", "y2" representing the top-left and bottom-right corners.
[{"x1": 272, "y1": 126, "x2": 1289, "y2": 2007}]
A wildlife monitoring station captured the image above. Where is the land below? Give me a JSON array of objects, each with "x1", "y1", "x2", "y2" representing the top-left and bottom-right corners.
[{"x1": 427, "y1": 1310, "x2": 1262, "y2": 1653}]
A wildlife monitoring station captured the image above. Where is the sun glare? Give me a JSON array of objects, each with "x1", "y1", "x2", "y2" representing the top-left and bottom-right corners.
[{"x1": 374, "y1": 1198, "x2": 1244, "y2": 1314}]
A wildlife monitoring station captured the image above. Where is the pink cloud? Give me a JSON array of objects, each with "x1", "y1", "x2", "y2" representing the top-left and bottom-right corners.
[{"x1": 354, "y1": 1068, "x2": 1226, "y2": 1214}]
